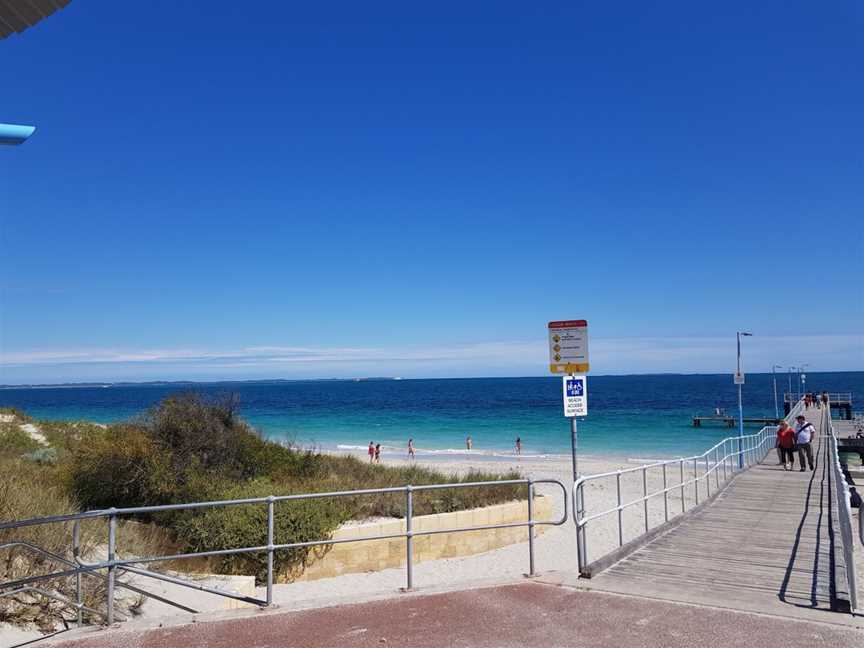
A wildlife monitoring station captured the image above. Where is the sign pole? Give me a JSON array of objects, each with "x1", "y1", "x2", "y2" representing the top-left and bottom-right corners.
[{"x1": 570, "y1": 376, "x2": 579, "y2": 482}]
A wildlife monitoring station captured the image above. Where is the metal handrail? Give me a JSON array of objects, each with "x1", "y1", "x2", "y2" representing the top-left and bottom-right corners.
[
  {"x1": 572, "y1": 399, "x2": 806, "y2": 576},
  {"x1": 1, "y1": 478, "x2": 568, "y2": 628},
  {"x1": 826, "y1": 404, "x2": 860, "y2": 611},
  {"x1": 784, "y1": 392, "x2": 851, "y2": 402}
]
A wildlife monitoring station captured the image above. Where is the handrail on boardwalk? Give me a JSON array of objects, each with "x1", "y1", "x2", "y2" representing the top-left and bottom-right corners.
[{"x1": 572, "y1": 399, "x2": 807, "y2": 577}]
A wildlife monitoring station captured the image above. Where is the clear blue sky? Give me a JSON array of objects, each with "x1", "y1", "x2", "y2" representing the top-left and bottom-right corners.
[{"x1": 1, "y1": 1, "x2": 862, "y2": 383}]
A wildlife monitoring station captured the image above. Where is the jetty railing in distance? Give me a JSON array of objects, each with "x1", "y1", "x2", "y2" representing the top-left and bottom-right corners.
[
  {"x1": 0, "y1": 478, "x2": 568, "y2": 631},
  {"x1": 827, "y1": 404, "x2": 860, "y2": 612},
  {"x1": 572, "y1": 399, "x2": 806, "y2": 577}
]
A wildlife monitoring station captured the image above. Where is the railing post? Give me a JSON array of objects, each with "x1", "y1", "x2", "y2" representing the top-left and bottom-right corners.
[
  {"x1": 722, "y1": 441, "x2": 728, "y2": 481},
  {"x1": 405, "y1": 485, "x2": 413, "y2": 591},
  {"x1": 266, "y1": 497, "x2": 275, "y2": 606},
  {"x1": 679, "y1": 459, "x2": 685, "y2": 513},
  {"x1": 705, "y1": 456, "x2": 711, "y2": 497},
  {"x1": 106, "y1": 512, "x2": 117, "y2": 625},
  {"x1": 662, "y1": 463, "x2": 668, "y2": 522},
  {"x1": 616, "y1": 471, "x2": 623, "y2": 547},
  {"x1": 576, "y1": 481, "x2": 588, "y2": 574},
  {"x1": 527, "y1": 480, "x2": 535, "y2": 577},
  {"x1": 642, "y1": 467, "x2": 649, "y2": 534},
  {"x1": 714, "y1": 448, "x2": 719, "y2": 489},
  {"x1": 693, "y1": 459, "x2": 699, "y2": 505},
  {"x1": 73, "y1": 521, "x2": 83, "y2": 627}
]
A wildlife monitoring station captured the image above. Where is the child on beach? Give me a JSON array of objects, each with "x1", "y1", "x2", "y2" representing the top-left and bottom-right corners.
[
  {"x1": 408, "y1": 438, "x2": 415, "y2": 460},
  {"x1": 368, "y1": 442, "x2": 375, "y2": 463}
]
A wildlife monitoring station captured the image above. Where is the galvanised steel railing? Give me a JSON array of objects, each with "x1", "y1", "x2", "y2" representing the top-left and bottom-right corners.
[
  {"x1": 826, "y1": 404, "x2": 860, "y2": 611},
  {"x1": 0, "y1": 478, "x2": 567, "y2": 630},
  {"x1": 572, "y1": 400, "x2": 806, "y2": 577}
]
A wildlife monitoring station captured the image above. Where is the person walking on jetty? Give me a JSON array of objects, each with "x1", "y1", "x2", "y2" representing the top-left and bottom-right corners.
[
  {"x1": 407, "y1": 438, "x2": 415, "y2": 460},
  {"x1": 776, "y1": 421, "x2": 796, "y2": 471},
  {"x1": 368, "y1": 441, "x2": 375, "y2": 463},
  {"x1": 794, "y1": 415, "x2": 816, "y2": 471}
]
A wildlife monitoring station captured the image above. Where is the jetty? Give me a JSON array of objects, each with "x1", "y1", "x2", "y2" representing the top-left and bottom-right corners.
[
  {"x1": 571, "y1": 402, "x2": 860, "y2": 623},
  {"x1": 785, "y1": 392, "x2": 853, "y2": 419},
  {"x1": 691, "y1": 414, "x2": 782, "y2": 427}
]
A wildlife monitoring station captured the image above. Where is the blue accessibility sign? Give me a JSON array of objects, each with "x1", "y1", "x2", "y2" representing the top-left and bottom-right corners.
[{"x1": 565, "y1": 377, "x2": 585, "y2": 397}]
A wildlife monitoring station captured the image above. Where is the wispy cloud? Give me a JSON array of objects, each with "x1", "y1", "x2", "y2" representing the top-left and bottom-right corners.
[{"x1": 1, "y1": 335, "x2": 860, "y2": 384}]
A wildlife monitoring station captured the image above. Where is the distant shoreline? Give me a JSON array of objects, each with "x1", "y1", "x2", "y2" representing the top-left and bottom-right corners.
[{"x1": 2, "y1": 369, "x2": 861, "y2": 390}]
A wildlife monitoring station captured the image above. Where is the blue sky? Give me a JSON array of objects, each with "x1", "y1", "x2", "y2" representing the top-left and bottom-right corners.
[{"x1": 1, "y1": 1, "x2": 862, "y2": 383}]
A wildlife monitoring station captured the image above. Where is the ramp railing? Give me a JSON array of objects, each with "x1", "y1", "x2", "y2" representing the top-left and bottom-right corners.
[
  {"x1": 573, "y1": 399, "x2": 805, "y2": 577},
  {"x1": 0, "y1": 478, "x2": 567, "y2": 640},
  {"x1": 827, "y1": 404, "x2": 860, "y2": 611}
]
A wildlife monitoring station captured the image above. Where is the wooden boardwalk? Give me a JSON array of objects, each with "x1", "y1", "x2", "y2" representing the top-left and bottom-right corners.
[{"x1": 573, "y1": 408, "x2": 857, "y2": 624}]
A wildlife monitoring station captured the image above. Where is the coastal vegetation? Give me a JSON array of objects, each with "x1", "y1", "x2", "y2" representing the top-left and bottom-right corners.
[{"x1": 0, "y1": 396, "x2": 520, "y2": 628}]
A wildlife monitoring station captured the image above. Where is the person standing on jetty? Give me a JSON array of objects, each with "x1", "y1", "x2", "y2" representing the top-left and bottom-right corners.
[
  {"x1": 776, "y1": 421, "x2": 796, "y2": 470},
  {"x1": 794, "y1": 415, "x2": 816, "y2": 471},
  {"x1": 368, "y1": 441, "x2": 375, "y2": 463}
]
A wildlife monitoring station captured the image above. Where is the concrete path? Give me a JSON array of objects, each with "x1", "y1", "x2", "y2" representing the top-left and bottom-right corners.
[
  {"x1": 47, "y1": 581, "x2": 863, "y2": 648},
  {"x1": 567, "y1": 407, "x2": 856, "y2": 624}
]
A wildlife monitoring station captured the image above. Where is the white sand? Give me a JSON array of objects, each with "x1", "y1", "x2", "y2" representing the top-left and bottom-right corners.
[{"x1": 19, "y1": 423, "x2": 49, "y2": 447}]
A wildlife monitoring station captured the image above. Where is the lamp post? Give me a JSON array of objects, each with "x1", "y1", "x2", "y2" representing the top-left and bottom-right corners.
[
  {"x1": 800, "y1": 363, "x2": 809, "y2": 401},
  {"x1": 736, "y1": 332, "x2": 753, "y2": 469},
  {"x1": 771, "y1": 364, "x2": 783, "y2": 419},
  {"x1": 787, "y1": 367, "x2": 793, "y2": 405},
  {"x1": 0, "y1": 123, "x2": 36, "y2": 146}
]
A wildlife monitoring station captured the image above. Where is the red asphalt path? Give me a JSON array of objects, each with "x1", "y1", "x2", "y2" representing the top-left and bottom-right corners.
[{"x1": 52, "y1": 582, "x2": 862, "y2": 648}]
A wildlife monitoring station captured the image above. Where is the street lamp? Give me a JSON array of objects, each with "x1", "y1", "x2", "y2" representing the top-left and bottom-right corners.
[
  {"x1": 771, "y1": 364, "x2": 783, "y2": 418},
  {"x1": 736, "y1": 331, "x2": 753, "y2": 469},
  {"x1": 799, "y1": 363, "x2": 810, "y2": 400},
  {"x1": 787, "y1": 367, "x2": 794, "y2": 404},
  {"x1": 0, "y1": 123, "x2": 36, "y2": 146}
]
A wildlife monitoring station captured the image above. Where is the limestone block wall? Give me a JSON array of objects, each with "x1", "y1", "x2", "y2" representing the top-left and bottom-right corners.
[{"x1": 286, "y1": 496, "x2": 552, "y2": 583}]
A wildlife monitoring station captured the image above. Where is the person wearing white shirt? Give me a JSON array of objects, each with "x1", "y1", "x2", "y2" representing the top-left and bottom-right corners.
[{"x1": 794, "y1": 415, "x2": 815, "y2": 472}]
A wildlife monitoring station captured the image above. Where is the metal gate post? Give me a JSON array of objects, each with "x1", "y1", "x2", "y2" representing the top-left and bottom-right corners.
[
  {"x1": 106, "y1": 512, "x2": 117, "y2": 625},
  {"x1": 527, "y1": 480, "x2": 535, "y2": 576},
  {"x1": 405, "y1": 486, "x2": 413, "y2": 591},
  {"x1": 266, "y1": 497, "x2": 275, "y2": 605}
]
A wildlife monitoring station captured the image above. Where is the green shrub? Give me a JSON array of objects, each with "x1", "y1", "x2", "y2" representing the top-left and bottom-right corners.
[
  {"x1": 172, "y1": 479, "x2": 349, "y2": 582},
  {"x1": 65, "y1": 424, "x2": 175, "y2": 510},
  {"x1": 0, "y1": 423, "x2": 42, "y2": 457}
]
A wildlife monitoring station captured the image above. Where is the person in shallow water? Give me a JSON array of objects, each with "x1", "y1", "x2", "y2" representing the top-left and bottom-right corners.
[
  {"x1": 466, "y1": 435, "x2": 473, "y2": 450},
  {"x1": 515, "y1": 437, "x2": 522, "y2": 456},
  {"x1": 776, "y1": 421, "x2": 796, "y2": 471},
  {"x1": 407, "y1": 438, "x2": 415, "y2": 460}
]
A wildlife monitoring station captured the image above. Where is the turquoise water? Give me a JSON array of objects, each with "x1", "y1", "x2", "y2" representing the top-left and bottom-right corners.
[{"x1": 1, "y1": 373, "x2": 860, "y2": 460}]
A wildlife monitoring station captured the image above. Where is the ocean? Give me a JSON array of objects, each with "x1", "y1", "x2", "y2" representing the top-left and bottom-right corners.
[{"x1": 1, "y1": 372, "x2": 860, "y2": 461}]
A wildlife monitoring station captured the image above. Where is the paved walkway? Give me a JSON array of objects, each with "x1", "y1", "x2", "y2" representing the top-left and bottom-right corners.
[
  {"x1": 48, "y1": 581, "x2": 863, "y2": 648},
  {"x1": 568, "y1": 407, "x2": 855, "y2": 623}
]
